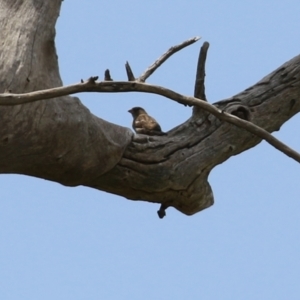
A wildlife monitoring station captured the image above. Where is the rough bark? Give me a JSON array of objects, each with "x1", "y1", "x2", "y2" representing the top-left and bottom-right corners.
[
  {"x1": 0, "y1": 0, "x2": 299, "y2": 216},
  {"x1": 0, "y1": 0, "x2": 132, "y2": 185}
]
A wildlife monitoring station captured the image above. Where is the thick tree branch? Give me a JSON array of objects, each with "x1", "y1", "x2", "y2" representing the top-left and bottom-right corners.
[
  {"x1": 1, "y1": 0, "x2": 300, "y2": 217},
  {"x1": 1, "y1": 77, "x2": 300, "y2": 163},
  {"x1": 0, "y1": 0, "x2": 132, "y2": 181}
]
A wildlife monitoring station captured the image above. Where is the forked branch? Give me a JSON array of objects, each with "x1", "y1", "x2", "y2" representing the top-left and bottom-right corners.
[
  {"x1": 0, "y1": 38, "x2": 299, "y2": 165},
  {"x1": 137, "y1": 36, "x2": 200, "y2": 82},
  {"x1": 3, "y1": 1, "x2": 300, "y2": 218}
]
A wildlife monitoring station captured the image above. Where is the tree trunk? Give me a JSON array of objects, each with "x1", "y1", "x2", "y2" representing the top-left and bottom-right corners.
[{"x1": 1, "y1": 0, "x2": 299, "y2": 216}]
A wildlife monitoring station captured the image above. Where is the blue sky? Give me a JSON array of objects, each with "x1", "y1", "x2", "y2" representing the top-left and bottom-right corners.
[{"x1": 1, "y1": 1, "x2": 300, "y2": 299}]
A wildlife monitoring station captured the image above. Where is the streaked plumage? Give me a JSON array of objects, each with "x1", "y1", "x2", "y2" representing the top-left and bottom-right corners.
[{"x1": 128, "y1": 107, "x2": 166, "y2": 136}]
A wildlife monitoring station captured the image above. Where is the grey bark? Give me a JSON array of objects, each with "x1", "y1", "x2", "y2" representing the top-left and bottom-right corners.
[
  {"x1": 0, "y1": 0, "x2": 299, "y2": 216},
  {"x1": 0, "y1": 0, "x2": 131, "y2": 185}
]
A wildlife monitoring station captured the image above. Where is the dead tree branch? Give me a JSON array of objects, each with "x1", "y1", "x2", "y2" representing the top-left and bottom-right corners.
[
  {"x1": 137, "y1": 36, "x2": 200, "y2": 82},
  {"x1": 125, "y1": 62, "x2": 135, "y2": 81},
  {"x1": 194, "y1": 41, "x2": 209, "y2": 101},
  {"x1": 104, "y1": 69, "x2": 113, "y2": 81},
  {"x1": 1, "y1": 77, "x2": 300, "y2": 163},
  {"x1": 1, "y1": 0, "x2": 300, "y2": 217}
]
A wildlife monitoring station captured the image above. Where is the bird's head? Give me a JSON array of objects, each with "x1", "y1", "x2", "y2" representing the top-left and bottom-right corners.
[{"x1": 128, "y1": 107, "x2": 146, "y2": 117}]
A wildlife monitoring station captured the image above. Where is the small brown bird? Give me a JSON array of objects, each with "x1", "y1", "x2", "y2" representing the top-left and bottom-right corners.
[{"x1": 128, "y1": 107, "x2": 166, "y2": 136}]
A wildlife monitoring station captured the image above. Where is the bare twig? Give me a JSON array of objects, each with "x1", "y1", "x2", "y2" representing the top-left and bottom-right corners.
[
  {"x1": 138, "y1": 36, "x2": 201, "y2": 82},
  {"x1": 104, "y1": 69, "x2": 113, "y2": 81},
  {"x1": 0, "y1": 80, "x2": 299, "y2": 164},
  {"x1": 125, "y1": 61, "x2": 135, "y2": 81},
  {"x1": 87, "y1": 76, "x2": 99, "y2": 83},
  {"x1": 194, "y1": 41, "x2": 209, "y2": 101}
]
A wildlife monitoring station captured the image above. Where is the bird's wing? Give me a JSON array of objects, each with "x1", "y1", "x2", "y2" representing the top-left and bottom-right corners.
[{"x1": 135, "y1": 114, "x2": 162, "y2": 131}]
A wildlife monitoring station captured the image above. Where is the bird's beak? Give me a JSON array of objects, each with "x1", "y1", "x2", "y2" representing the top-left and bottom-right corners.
[{"x1": 128, "y1": 109, "x2": 132, "y2": 113}]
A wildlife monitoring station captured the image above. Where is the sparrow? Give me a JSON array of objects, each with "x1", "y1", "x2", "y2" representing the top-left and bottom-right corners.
[{"x1": 128, "y1": 107, "x2": 167, "y2": 136}]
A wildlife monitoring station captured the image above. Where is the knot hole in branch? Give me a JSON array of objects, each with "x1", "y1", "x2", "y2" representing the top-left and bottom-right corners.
[{"x1": 225, "y1": 104, "x2": 251, "y2": 121}]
